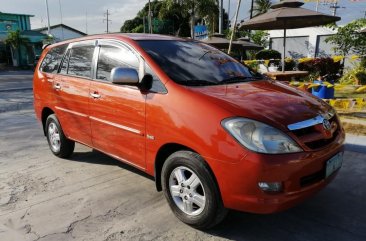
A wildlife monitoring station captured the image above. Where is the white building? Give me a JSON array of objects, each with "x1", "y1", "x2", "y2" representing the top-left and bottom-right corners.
[
  {"x1": 35, "y1": 24, "x2": 86, "y2": 42},
  {"x1": 268, "y1": 26, "x2": 338, "y2": 58}
]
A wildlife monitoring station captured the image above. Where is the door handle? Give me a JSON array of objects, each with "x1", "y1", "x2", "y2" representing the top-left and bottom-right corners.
[
  {"x1": 90, "y1": 92, "x2": 101, "y2": 99},
  {"x1": 54, "y1": 83, "x2": 61, "y2": 90}
]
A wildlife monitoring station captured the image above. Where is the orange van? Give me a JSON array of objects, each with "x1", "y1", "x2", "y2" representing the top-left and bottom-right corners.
[{"x1": 34, "y1": 34, "x2": 344, "y2": 228}]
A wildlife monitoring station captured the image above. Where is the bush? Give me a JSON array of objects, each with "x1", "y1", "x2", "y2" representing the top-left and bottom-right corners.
[
  {"x1": 340, "y1": 64, "x2": 366, "y2": 85},
  {"x1": 297, "y1": 57, "x2": 341, "y2": 80},
  {"x1": 255, "y1": 49, "x2": 281, "y2": 60},
  {"x1": 284, "y1": 58, "x2": 296, "y2": 71}
]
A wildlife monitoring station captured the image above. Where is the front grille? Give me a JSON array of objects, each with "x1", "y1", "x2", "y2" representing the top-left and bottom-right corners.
[
  {"x1": 291, "y1": 115, "x2": 339, "y2": 150},
  {"x1": 304, "y1": 130, "x2": 339, "y2": 149},
  {"x1": 300, "y1": 169, "x2": 325, "y2": 187}
]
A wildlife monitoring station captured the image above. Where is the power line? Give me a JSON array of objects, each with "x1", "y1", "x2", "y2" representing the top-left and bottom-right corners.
[{"x1": 103, "y1": 9, "x2": 112, "y2": 33}]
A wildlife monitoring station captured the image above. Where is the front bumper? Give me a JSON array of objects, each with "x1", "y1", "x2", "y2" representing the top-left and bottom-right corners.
[{"x1": 207, "y1": 128, "x2": 345, "y2": 214}]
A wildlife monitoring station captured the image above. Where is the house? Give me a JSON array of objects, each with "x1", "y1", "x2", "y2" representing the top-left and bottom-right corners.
[
  {"x1": 35, "y1": 24, "x2": 86, "y2": 42},
  {"x1": 0, "y1": 11, "x2": 48, "y2": 67}
]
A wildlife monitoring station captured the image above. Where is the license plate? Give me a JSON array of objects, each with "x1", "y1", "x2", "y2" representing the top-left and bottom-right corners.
[{"x1": 326, "y1": 153, "x2": 343, "y2": 178}]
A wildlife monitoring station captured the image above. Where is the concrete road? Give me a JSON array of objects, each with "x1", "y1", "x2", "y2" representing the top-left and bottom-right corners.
[
  {"x1": 0, "y1": 108, "x2": 366, "y2": 241},
  {"x1": 0, "y1": 71, "x2": 33, "y2": 91},
  {"x1": 0, "y1": 71, "x2": 34, "y2": 112}
]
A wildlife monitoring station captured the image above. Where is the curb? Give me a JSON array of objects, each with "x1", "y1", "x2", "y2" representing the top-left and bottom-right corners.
[
  {"x1": 0, "y1": 87, "x2": 33, "y2": 92},
  {"x1": 345, "y1": 134, "x2": 366, "y2": 154}
]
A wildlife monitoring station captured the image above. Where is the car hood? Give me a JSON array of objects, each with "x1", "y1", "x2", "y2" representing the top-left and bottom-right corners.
[{"x1": 189, "y1": 80, "x2": 332, "y2": 132}]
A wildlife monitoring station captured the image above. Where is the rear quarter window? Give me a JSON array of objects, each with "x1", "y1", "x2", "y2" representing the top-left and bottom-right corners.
[{"x1": 40, "y1": 44, "x2": 68, "y2": 73}]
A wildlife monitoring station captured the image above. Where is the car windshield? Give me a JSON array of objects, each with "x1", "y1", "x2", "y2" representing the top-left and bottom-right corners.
[{"x1": 137, "y1": 40, "x2": 262, "y2": 86}]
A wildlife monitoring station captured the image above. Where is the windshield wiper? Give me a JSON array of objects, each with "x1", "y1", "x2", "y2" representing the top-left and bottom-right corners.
[
  {"x1": 178, "y1": 79, "x2": 218, "y2": 86},
  {"x1": 220, "y1": 76, "x2": 262, "y2": 84}
]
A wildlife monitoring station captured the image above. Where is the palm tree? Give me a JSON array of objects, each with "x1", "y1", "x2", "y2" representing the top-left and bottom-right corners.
[
  {"x1": 4, "y1": 30, "x2": 29, "y2": 66},
  {"x1": 252, "y1": 0, "x2": 272, "y2": 17}
]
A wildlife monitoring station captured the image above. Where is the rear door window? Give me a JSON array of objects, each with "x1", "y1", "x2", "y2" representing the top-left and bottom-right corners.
[
  {"x1": 96, "y1": 45, "x2": 139, "y2": 82},
  {"x1": 40, "y1": 44, "x2": 68, "y2": 73},
  {"x1": 67, "y1": 45, "x2": 95, "y2": 78}
]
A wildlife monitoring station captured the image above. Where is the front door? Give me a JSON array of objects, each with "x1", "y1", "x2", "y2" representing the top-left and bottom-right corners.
[{"x1": 89, "y1": 42, "x2": 146, "y2": 169}]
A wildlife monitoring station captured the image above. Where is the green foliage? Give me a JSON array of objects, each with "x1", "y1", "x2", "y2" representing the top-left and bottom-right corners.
[
  {"x1": 255, "y1": 49, "x2": 281, "y2": 60},
  {"x1": 340, "y1": 63, "x2": 366, "y2": 85},
  {"x1": 121, "y1": 18, "x2": 143, "y2": 33},
  {"x1": 297, "y1": 57, "x2": 341, "y2": 80},
  {"x1": 325, "y1": 19, "x2": 366, "y2": 57},
  {"x1": 121, "y1": 0, "x2": 222, "y2": 37},
  {"x1": 252, "y1": 0, "x2": 272, "y2": 17},
  {"x1": 120, "y1": 0, "x2": 161, "y2": 33},
  {"x1": 284, "y1": 58, "x2": 296, "y2": 71},
  {"x1": 249, "y1": 30, "x2": 269, "y2": 47},
  {"x1": 4, "y1": 30, "x2": 29, "y2": 49}
]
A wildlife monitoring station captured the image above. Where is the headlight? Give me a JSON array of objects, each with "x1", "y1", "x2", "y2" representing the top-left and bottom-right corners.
[{"x1": 222, "y1": 118, "x2": 302, "y2": 154}]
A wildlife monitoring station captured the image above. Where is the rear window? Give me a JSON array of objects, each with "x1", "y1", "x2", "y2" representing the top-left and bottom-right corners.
[{"x1": 40, "y1": 44, "x2": 68, "y2": 73}]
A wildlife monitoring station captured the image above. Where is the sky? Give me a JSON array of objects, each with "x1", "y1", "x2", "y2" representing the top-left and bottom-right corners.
[{"x1": 1, "y1": 0, "x2": 366, "y2": 34}]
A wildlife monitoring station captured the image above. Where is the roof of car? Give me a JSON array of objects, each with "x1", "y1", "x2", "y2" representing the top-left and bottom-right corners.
[
  {"x1": 118, "y1": 33, "x2": 184, "y2": 41},
  {"x1": 45, "y1": 33, "x2": 187, "y2": 50}
]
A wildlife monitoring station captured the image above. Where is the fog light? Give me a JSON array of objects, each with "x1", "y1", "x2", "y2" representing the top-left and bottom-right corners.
[{"x1": 258, "y1": 182, "x2": 283, "y2": 192}]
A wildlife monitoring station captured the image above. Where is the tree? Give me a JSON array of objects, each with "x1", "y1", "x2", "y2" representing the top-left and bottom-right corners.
[
  {"x1": 325, "y1": 19, "x2": 366, "y2": 59},
  {"x1": 121, "y1": 0, "x2": 221, "y2": 37},
  {"x1": 249, "y1": 30, "x2": 268, "y2": 47},
  {"x1": 120, "y1": 0, "x2": 162, "y2": 33},
  {"x1": 252, "y1": 0, "x2": 272, "y2": 17},
  {"x1": 4, "y1": 30, "x2": 29, "y2": 66}
]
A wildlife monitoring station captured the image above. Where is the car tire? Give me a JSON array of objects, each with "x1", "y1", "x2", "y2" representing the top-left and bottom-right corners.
[
  {"x1": 45, "y1": 114, "x2": 75, "y2": 158},
  {"x1": 162, "y1": 150, "x2": 228, "y2": 229}
]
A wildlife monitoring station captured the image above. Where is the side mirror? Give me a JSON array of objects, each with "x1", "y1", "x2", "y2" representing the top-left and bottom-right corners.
[{"x1": 111, "y1": 67, "x2": 139, "y2": 85}]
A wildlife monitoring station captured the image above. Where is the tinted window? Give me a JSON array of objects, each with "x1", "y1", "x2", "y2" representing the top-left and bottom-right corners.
[
  {"x1": 97, "y1": 45, "x2": 139, "y2": 81},
  {"x1": 138, "y1": 40, "x2": 261, "y2": 86},
  {"x1": 40, "y1": 44, "x2": 68, "y2": 73},
  {"x1": 68, "y1": 46, "x2": 94, "y2": 78}
]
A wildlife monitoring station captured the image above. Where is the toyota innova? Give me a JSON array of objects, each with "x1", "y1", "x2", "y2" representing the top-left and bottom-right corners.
[{"x1": 33, "y1": 34, "x2": 345, "y2": 229}]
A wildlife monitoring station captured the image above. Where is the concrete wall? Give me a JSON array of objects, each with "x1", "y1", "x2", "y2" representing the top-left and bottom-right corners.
[{"x1": 268, "y1": 27, "x2": 337, "y2": 58}]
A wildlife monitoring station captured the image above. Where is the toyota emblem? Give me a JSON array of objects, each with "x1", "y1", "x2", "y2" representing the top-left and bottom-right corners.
[{"x1": 323, "y1": 119, "x2": 331, "y2": 131}]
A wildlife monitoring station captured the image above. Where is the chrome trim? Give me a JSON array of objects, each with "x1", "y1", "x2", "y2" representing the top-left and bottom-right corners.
[
  {"x1": 287, "y1": 111, "x2": 335, "y2": 131},
  {"x1": 55, "y1": 106, "x2": 88, "y2": 118},
  {"x1": 90, "y1": 116, "x2": 143, "y2": 136}
]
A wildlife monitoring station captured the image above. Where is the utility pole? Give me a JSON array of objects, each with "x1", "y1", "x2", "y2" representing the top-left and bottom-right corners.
[
  {"x1": 330, "y1": 1, "x2": 342, "y2": 16},
  {"x1": 85, "y1": 10, "x2": 88, "y2": 34},
  {"x1": 228, "y1": 0, "x2": 230, "y2": 21},
  {"x1": 44, "y1": 0, "x2": 51, "y2": 35},
  {"x1": 148, "y1": 0, "x2": 153, "y2": 34},
  {"x1": 58, "y1": 0, "x2": 64, "y2": 40},
  {"x1": 250, "y1": 0, "x2": 254, "y2": 19},
  {"x1": 219, "y1": 0, "x2": 223, "y2": 34},
  {"x1": 228, "y1": 0, "x2": 241, "y2": 55},
  {"x1": 103, "y1": 9, "x2": 111, "y2": 33},
  {"x1": 191, "y1": 0, "x2": 195, "y2": 39},
  {"x1": 316, "y1": 0, "x2": 320, "y2": 12}
]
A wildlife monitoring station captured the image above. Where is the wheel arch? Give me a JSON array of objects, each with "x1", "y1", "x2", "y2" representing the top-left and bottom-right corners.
[
  {"x1": 154, "y1": 143, "x2": 220, "y2": 195},
  {"x1": 41, "y1": 107, "x2": 55, "y2": 135}
]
